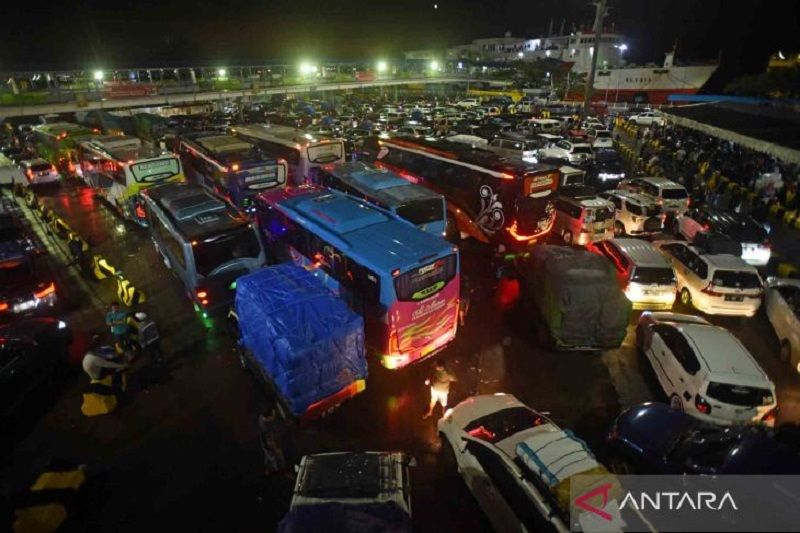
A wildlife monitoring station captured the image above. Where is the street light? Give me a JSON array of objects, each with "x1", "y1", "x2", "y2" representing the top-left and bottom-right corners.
[
  {"x1": 93, "y1": 70, "x2": 104, "y2": 81},
  {"x1": 517, "y1": 52, "x2": 524, "y2": 58},
  {"x1": 429, "y1": 60, "x2": 439, "y2": 71},
  {"x1": 217, "y1": 68, "x2": 227, "y2": 78},
  {"x1": 377, "y1": 61, "x2": 388, "y2": 73},
  {"x1": 619, "y1": 43, "x2": 628, "y2": 53},
  {"x1": 299, "y1": 62, "x2": 317, "y2": 75}
]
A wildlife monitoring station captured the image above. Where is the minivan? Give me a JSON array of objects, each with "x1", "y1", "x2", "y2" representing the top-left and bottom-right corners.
[
  {"x1": 619, "y1": 177, "x2": 690, "y2": 216},
  {"x1": 594, "y1": 238, "x2": 677, "y2": 310},
  {"x1": 599, "y1": 190, "x2": 664, "y2": 236},
  {"x1": 553, "y1": 186, "x2": 615, "y2": 246},
  {"x1": 487, "y1": 136, "x2": 538, "y2": 162}
]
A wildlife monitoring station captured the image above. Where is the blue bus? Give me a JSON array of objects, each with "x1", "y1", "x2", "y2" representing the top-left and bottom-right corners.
[
  {"x1": 318, "y1": 161, "x2": 447, "y2": 237},
  {"x1": 255, "y1": 186, "x2": 460, "y2": 370},
  {"x1": 177, "y1": 132, "x2": 287, "y2": 212}
]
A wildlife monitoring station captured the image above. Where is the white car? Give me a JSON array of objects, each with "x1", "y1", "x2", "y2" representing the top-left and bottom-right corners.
[
  {"x1": 636, "y1": 312, "x2": 777, "y2": 427},
  {"x1": 537, "y1": 139, "x2": 593, "y2": 165},
  {"x1": 587, "y1": 128, "x2": 614, "y2": 149},
  {"x1": 438, "y1": 394, "x2": 625, "y2": 533},
  {"x1": 581, "y1": 117, "x2": 605, "y2": 130},
  {"x1": 20, "y1": 158, "x2": 61, "y2": 185},
  {"x1": 599, "y1": 190, "x2": 664, "y2": 236},
  {"x1": 628, "y1": 111, "x2": 666, "y2": 127},
  {"x1": 765, "y1": 278, "x2": 800, "y2": 373},
  {"x1": 618, "y1": 176, "x2": 690, "y2": 216},
  {"x1": 672, "y1": 206, "x2": 771, "y2": 267},
  {"x1": 455, "y1": 98, "x2": 481, "y2": 109},
  {"x1": 654, "y1": 241, "x2": 763, "y2": 317}
]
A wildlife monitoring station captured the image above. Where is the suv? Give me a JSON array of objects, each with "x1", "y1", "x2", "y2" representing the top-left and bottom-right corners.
[
  {"x1": 594, "y1": 238, "x2": 677, "y2": 310},
  {"x1": 672, "y1": 206, "x2": 771, "y2": 267},
  {"x1": 654, "y1": 241, "x2": 763, "y2": 316},
  {"x1": 618, "y1": 176, "x2": 689, "y2": 216},
  {"x1": 553, "y1": 186, "x2": 615, "y2": 245},
  {"x1": 599, "y1": 189, "x2": 664, "y2": 236},
  {"x1": 537, "y1": 139, "x2": 593, "y2": 166},
  {"x1": 636, "y1": 312, "x2": 777, "y2": 426},
  {"x1": 628, "y1": 111, "x2": 666, "y2": 127},
  {"x1": 587, "y1": 128, "x2": 614, "y2": 149},
  {"x1": 19, "y1": 158, "x2": 61, "y2": 186}
]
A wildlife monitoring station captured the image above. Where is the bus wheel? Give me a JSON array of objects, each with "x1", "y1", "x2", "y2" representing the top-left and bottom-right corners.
[{"x1": 445, "y1": 213, "x2": 460, "y2": 243}]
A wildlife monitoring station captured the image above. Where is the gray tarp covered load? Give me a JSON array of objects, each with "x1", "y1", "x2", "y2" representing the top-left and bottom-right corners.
[{"x1": 523, "y1": 245, "x2": 631, "y2": 350}]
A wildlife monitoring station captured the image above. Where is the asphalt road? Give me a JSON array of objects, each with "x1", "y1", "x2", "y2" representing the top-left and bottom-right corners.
[{"x1": 3, "y1": 172, "x2": 800, "y2": 532}]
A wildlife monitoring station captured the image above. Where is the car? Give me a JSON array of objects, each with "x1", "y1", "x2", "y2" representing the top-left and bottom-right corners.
[
  {"x1": 19, "y1": 158, "x2": 61, "y2": 186},
  {"x1": 486, "y1": 136, "x2": 539, "y2": 162},
  {"x1": 628, "y1": 111, "x2": 666, "y2": 127},
  {"x1": 0, "y1": 241, "x2": 58, "y2": 320},
  {"x1": 764, "y1": 277, "x2": 800, "y2": 373},
  {"x1": 608, "y1": 402, "x2": 800, "y2": 474},
  {"x1": 581, "y1": 117, "x2": 605, "y2": 130},
  {"x1": 585, "y1": 149, "x2": 626, "y2": 189},
  {"x1": 587, "y1": 128, "x2": 614, "y2": 149},
  {"x1": 1, "y1": 316, "x2": 73, "y2": 428},
  {"x1": 592, "y1": 238, "x2": 677, "y2": 310},
  {"x1": 553, "y1": 186, "x2": 615, "y2": 245},
  {"x1": 599, "y1": 190, "x2": 663, "y2": 236},
  {"x1": 393, "y1": 125, "x2": 433, "y2": 138},
  {"x1": 618, "y1": 176, "x2": 690, "y2": 216},
  {"x1": 672, "y1": 206, "x2": 771, "y2": 267},
  {"x1": 636, "y1": 312, "x2": 777, "y2": 426},
  {"x1": 438, "y1": 393, "x2": 625, "y2": 533},
  {"x1": 654, "y1": 240, "x2": 763, "y2": 316},
  {"x1": 537, "y1": 139, "x2": 593, "y2": 166},
  {"x1": 455, "y1": 98, "x2": 481, "y2": 109}
]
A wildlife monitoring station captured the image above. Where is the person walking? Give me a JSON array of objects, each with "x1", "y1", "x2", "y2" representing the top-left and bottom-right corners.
[
  {"x1": 258, "y1": 407, "x2": 286, "y2": 476},
  {"x1": 423, "y1": 361, "x2": 457, "y2": 419},
  {"x1": 105, "y1": 302, "x2": 129, "y2": 352}
]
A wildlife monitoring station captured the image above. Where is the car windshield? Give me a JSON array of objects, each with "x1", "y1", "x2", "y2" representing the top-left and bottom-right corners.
[
  {"x1": 631, "y1": 266, "x2": 676, "y2": 285},
  {"x1": 706, "y1": 382, "x2": 774, "y2": 407},
  {"x1": 595, "y1": 131, "x2": 612, "y2": 138},
  {"x1": 711, "y1": 270, "x2": 761, "y2": 289},
  {"x1": 666, "y1": 427, "x2": 734, "y2": 470},
  {"x1": 463, "y1": 407, "x2": 543, "y2": 444},
  {"x1": 572, "y1": 146, "x2": 592, "y2": 154}
]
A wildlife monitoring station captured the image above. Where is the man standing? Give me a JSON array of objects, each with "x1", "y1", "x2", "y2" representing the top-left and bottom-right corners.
[
  {"x1": 423, "y1": 361, "x2": 457, "y2": 419},
  {"x1": 105, "y1": 302, "x2": 129, "y2": 350}
]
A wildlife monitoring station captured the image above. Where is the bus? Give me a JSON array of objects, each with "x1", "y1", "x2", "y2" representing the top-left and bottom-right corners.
[
  {"x1": 141, "y1": 182, "x2": 266, "y2": 313},
  {"x1": 318, "y1": 161, "x2": 447, "y2": 237},
  {"x1": 362, "y1": 137, "x2": 561, "y2": 250},
  {"x1": 77, "y1": 135, "x2": 184, "y2": 225},
  {"x1": 32, "y1": 122, "x2": 99, "y2": 176},
  {"x1": 230, "y1": 124, "x2": 345, "y2": 186},
  {"x1": 177, "y1": 133, "x2": 287, "y2": 212},
  {"x1": 255, "y1": 186, "x2": 459, "y2": 369}
]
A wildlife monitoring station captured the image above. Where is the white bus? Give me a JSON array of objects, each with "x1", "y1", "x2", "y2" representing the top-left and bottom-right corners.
[
  {"x1": 231, "y1": 124, "x2": 345, "y2": 186},
  {"x1": 77, "y1": 135, "x2": 184, "y2": 225}
]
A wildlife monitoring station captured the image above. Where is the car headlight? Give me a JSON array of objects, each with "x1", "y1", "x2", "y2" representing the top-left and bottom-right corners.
[{"x1": 57, "y1": 320, "x2": 67, "y2": 329}]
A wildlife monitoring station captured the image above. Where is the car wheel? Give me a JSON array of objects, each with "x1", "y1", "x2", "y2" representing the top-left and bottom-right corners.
[
  {"x1": 780, "y1": 340, "x2": 791, "y2": 363},
  {"x1": 669, "y1": 394, "x2": 684, "y2": 411},
  {"x1": 609, "y1": 456, "x2": 635, "y2": 475},
  {"x1": 680, "y1": 288, "x2": 692, "y2": 307},
  {"x1": 562, "y1": 230, "x2": 573, "y2": 246},
  {"x1": 614, "y1": 221, "x2": 625, "y2": 237}
]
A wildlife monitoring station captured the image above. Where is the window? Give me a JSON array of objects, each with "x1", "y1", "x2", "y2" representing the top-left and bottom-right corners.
[
  {"x1": 151, "y1": 216, "x2": 186, "y2": 270},
  {"x1": 631, "y1": 267, "x2": 676, "y2": 285},
  {"x1": 652, "y1": 324, "x2": 700, "y2": 374},
  {"x1": 711, "y1": 270, "x2": 761, "y2": 289},
  {"x1": 394, "y1": 254, "x2": 457, "y2": 302},
  {"x1": 685, "y1": 251, "x2": 708, "y2": 279},
  {"x1": 193, "y1": 227, "x2": 260, "y2": 277},
  {"x1": 706, "y1": 382, "x2": 774, "y2": 407}
]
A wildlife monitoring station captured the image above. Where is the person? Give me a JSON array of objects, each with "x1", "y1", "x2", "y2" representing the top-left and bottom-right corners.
[
  {"x1": 82, "y1": 337, "x2": 128, "y2": 381},
  {"x1": 458, "y1": 275, "x2": 473, "y2": 327},
  {"x1": 128, "y1": 312, "x2": 164, "y2": 366},
  {"x1": 258, "y1": 407, "x2": 286, "y2": 475},
  {"x1": 423, "y1": 361, "x2": 457, "y2": 419},
  {"x1": 105, "y1": 302, "x2": 129, "y2": 351}
]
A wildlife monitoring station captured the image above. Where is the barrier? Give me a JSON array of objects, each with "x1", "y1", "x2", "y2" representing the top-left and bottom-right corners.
[{"x1": 92, "y1": 255, "x2": 117, "y2": 280}]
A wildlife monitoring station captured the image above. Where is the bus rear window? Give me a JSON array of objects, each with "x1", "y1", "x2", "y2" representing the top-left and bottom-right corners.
[
  {"x1": 394, "y1": 254, "x2": 457, "y2": 301},
  {"x1": 706, "y1": 382, "x2": 774, "y2": 407},
  {"x1": 193, "y1": 227, "x2": 261, "y2": 277},
  {"x1": 396, "y1": 199, "x2": 445, "y2": 226},
  {"x1": 131, "y1": 158, "x2": 180, "y2": 183}
]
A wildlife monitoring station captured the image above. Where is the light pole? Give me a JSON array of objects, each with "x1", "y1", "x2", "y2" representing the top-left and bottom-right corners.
[{"x1": 582, "y1": 0, "x2": 607, "y2": 117}]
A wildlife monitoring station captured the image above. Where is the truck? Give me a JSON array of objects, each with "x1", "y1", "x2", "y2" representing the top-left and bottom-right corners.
[
  {"x1": 234, "y1": 263, "x2": 367, "y2": 422},
  {"x1": 521, "y1": 245, "x2": 630, "y2": 350},
  {"x1": 278, "y1": 451, "x2": 414, "y2": 533}
]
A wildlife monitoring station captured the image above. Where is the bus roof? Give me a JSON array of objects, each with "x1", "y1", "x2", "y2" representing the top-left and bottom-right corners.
[
  {"x1": 261, "y1": 187, "x2": 453, "y2": 272},
  {"x1": 144, "y1": 182, "x2": 250, "y2": 240},
  {"x1": 194, "y1": 135, "x2": 253, "y2": 154},
  {"x1": 34, "y1": 122, "x2": 94, "y2": 136},
  {"x1": 378, "y1": 136, "x2": 557, "y2": 177},
  {"x1": 81, "y1": 135, "x2": 167, "y2": 161},
  {"x1": 328, "y1": 162, "x2": 443, "y2": 204},
  {"x1": 232, "y1": 124, "x2": 337, "y2": 147}
]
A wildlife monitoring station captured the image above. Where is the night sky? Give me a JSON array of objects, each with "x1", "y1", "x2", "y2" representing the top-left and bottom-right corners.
[{"x1": 3, "y1": 0, "x2": 799, "y2": 86}]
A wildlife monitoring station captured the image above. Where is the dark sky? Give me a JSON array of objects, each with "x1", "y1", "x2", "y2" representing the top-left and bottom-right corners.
[{"x1": 3, "y1": 0, "x2": 799, "y2": 85}]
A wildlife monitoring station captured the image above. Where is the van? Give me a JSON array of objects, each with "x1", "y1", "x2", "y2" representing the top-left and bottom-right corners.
[
  {"x1": 531, "y1": 118, "x2": 561, "y2": 133},
  {"x1": 553, "y1": 185, "x2": 615, "y2": 246},
  {"x1": 619, "y1": 176, "x2": 690, "y2": 216},
  {"x1": 599, "y1": 189, "x2": 664, "y2": 236},
  {"x1": 594, "y1": 238, "x2": 677, "y2": 310},
  {"x1": 487, "y1": 136, "x2": 538, "y2": 162}
]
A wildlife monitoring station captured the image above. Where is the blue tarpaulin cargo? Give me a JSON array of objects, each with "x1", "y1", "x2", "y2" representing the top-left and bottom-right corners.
[{"x1": 235, "y1": 264, "x2": 367, "y2": 417}]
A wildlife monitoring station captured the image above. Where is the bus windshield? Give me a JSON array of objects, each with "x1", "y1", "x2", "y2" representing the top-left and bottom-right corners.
[
  {"x1": 131, "y1": 158, "x2": 181, "y2": 183},
  {"x1": 194, "y1": 227, "x2": 261, "y2": 277},
  {"x1": 396, "y1": 199, "x2": 445, "y2": 226},
  {"x1": 308, "y1": 142, "x2": 344, "y2": 164}
]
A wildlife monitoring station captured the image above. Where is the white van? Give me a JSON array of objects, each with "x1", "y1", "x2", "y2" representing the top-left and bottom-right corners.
[
  {"x1": 553, "y1": 186, "x2": 615, "y2": 246},
  {"x1": 531, "y1": 118, "x2": 562, "y2": 133},
  {"x1": 619, "y1": 177, "x2": 690, "y2": 216}
]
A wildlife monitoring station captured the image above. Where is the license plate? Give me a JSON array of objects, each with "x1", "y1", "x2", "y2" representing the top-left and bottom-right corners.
[{"x1": 725, "y1": 295, "x2": 744, "y2": 302}]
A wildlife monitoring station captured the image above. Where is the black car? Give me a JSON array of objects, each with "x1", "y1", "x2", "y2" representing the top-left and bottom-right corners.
[
  {"x1": 585, "y1": 149, "x2": 626, "y2": 189},
  {"x1": 0, "y1": 316, "x2": 73, "y2": 428},
  {"x1": 608, "y1": 402, "x2": 800, "y2": 475},
  {"x1": 0, "y1": 240, "x2": 58, "y2": 321}
]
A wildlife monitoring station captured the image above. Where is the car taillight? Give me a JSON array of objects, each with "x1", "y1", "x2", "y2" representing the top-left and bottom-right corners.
[
  {"x1": 701, "y1": 284, "x2": 724, "y2": 297},
  {"x1": 34, "y1": 282, "x2": 56, "y2": 299},
  {"x1": 26, "y1": 169, "x2": 34, "y2": 179},
  {"x1": 762, "y1": 407, "x2": 778, "y2": 425},
  {"x1": 51, "y1": 165, "x2": 57, "y2": 173},
  {"x1": 695, "y1": 394, "x2": 711, "y2": 415},
  {"x1": 135, "y1": 203, "x2": 146, "y2": 219},
  {"x1": 196, "y1": 289, "x2": 209, "y2": 306},
  {"x1": 0, "y1": 302, "x2": 8, "y2": 312}
]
